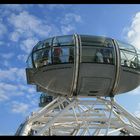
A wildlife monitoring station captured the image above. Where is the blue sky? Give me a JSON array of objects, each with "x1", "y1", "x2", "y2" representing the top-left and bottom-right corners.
[{"x1": 0, "y1": 4, "x2": 140, "y2": 135}]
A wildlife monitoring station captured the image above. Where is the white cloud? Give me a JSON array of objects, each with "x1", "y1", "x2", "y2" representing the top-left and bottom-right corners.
[
  {"x1": 0, "y1": 41, "x2": 4, "y2": 46},
  {"x1": 125, "y1": 12, "x2": 140, "y2": 49},
  {"x1": 1, "y1": 52, "x2": 14, "y2": 59},
  {"x1": 2, "y1": 4, "x2": 24, "y2": 12},
  {"x1": 61, "y1": 13, "x2": 82, "y2": 25},
  {"x1": 20, "y1": 38, "x2": 39, "y2": 54},
  {"x1": 3, "y1": 60, "x2": 11, "y2": 68},
  {"x1": 0, "y1": 22, "x2": 7, "y2": 37},
  {"x1": 8, "y1": 11, "x2": 82, "y2": 41},
  {"x1": 0, "y1": 82, "x2": 37, "y2": 102},
  {"x1": 26, "y1": 93, "x2": 38, "y2": 106},
  {"x1": 60, "y1": 13, "x2": 82, "y2": 35},
  {"x1": 8, "y1": 11, "x2": 52, "y2": 41},
  {"x1": 0, "y1": 93, "x2": 9, "y2": 101},
  {"x1": 48, "y1": 4, "x2": 65, "y2": 10},
  {"x1": 0, "y1": 53, "x2": 14, "y2": 68},
  {"x1": 0, "y1": 82, "x2": 24, "y2": 102},
  {"x1": 17, "y1": 54, "x2": 28, "y2": 62},
  {"x1": 10, "y1": 31, "x2": 21, "y2": 42},
  {"x1": 61, "y1": 24, "x2": 75, "y2": 34},
  {"x1": 0, "y1": 67, "x2": 26, "y2": 83},
  {"x1": 11, "y1": 101, "x2": 29, "y2": 114},
  {"x1": 0, "y1": 83, "x2": 25, "y2": 95},
  {"x1": 18, "y1": 84, "x2": 36, "y2": 94}
]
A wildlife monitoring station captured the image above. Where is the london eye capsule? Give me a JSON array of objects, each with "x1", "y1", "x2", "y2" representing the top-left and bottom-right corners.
[{"x1": 26, "y1": 34, "x2": 140, "y2": 97}]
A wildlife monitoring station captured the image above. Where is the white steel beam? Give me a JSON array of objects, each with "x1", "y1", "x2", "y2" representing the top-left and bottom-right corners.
[{"x1": 16, "y1": 96, "x2": 140, "y2": 136}]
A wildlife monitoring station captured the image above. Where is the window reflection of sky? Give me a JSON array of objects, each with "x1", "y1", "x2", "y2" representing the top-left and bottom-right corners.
[{"x1": 61, "y1": 47, "x2": 69, "y2": 63}]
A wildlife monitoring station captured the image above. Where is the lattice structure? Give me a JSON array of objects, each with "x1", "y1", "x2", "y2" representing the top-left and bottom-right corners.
[{"x1": 16, "y1": 96, "x2": 140, "y2": 136}]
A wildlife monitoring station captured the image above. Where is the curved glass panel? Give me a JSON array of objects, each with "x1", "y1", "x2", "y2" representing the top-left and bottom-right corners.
[
  {"x1": 33, "y1": 47, "x2": 52, "y2": 68},
  {"x1": 53, "y1": 35, "x2": 74, "y2": 46},
  {"x1": 27, "y1": 53, "x2": 33, "y2": 68},
  {"x1": 31, "y1": 35, "x2": 74, "y2": 68},
  {"x1": 33, "y1": 41, "x2": 43, "y2": 51},
  {"x1": 117, "y1": 40, "x2": 139, "y2": 69},
  {"x1": 117, "y1": 40, "x2": 135, "y2": 52},
  {"x1": 52, "y1": 46, "x2": 74, "y2": 64},
  {"x1": 82, "y1": 46, "x2": 114, "y2": 64},
  {"x1": 81, "y1": 35, "x2": 114, "y2": 47},
  {"x1": 120, "y1": 50, "x2": 137, "y2": 69},
  {"x1": 52, "y1": 47, "x2": 63, "y2": 64},
  {"x1": 33, "y1": 38, "x2": 52, "y2": 51},
  {"x1": 51, "y1": 35, "x2": 74, "y2": 64}
]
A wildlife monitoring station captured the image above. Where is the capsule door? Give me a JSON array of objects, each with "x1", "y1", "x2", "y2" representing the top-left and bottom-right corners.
[{"x1": 76, "y1": 35, "x2": 117, "y2": 97}]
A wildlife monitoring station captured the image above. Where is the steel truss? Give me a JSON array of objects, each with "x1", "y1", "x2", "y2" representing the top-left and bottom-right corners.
[{"x1": 16, "y1": 96, "x2": 140, "y2": 136}]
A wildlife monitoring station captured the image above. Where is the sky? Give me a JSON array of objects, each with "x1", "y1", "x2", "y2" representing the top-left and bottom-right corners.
[{"x1": 0, "y1": 4, "x2": 140, "y2": 135}]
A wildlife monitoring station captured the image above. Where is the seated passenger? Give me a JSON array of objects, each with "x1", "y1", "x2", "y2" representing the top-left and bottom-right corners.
[
  {"x1": 53, "y1": 47, "x2": 62, "y2": 64},
  {"x1": 95, "y1": 49, "x2": 104, "y2": 63}
]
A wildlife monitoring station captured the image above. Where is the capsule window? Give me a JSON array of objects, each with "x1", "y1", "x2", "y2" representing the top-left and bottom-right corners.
[
  {"x1": 82, "y1": 46, "x2": 114, "y2": 64},
  {"x1": 120, "y1": 50, "x2": 138, "y2": 69},
  {"x1": 52, "y1": 47, "x2": 63, "y2": 64},
  {"x1": 33, "y1": 38, "x2": 52, "y2": 51},
  {"x1": 117, "y1": 40, "x2": 139, "y2": 69},
  {"x1": 117, "y1": 40, "x2": 135, "y2": 52},
  {"x1": 51, "y1": 35, "x2": 74, "y2": 64},
  {"x1": 52, "y1": 46, "x2": 74, "y2": 64},
  {"x1": 81, "y1": 35, "x2": 114, "y2": 48},
  {"x1": 53, "y1": 35, "x2": 74, "y2": 46},
  {"x1": 33, "y1": 41, "x2": 43, "y2": 51},
  {"x1": 33, "y1": 48, "x2": 51, "y2": 68}
]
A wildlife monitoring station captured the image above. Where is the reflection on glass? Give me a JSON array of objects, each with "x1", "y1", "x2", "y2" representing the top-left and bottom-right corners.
[
  {"x1": 33, "y1": 48, "x2": 51, "y2": 68},
  {"x1": 53, "y1": 35, "x2": 74, "y2": 46},
  {"x1": 31, "y1": 35, "x2": 75, "y2": 68},
  {"x1": 51, "y1": 35, "x2": 74, "y2": 64},
  {"x1": 82, "y1": 46, "x2": 114, "y2": 64},
  {"x1": 61, "y1": 47, "x2": 69, "y2": 63},
  {"x1": 81, "y1": 35, "x2": 114, "y2": 47},
  {"x1": 52, "y1": 47, "x2": 63, "y2": 64},
  {"x1": 27, "y1": 54, "x2": 33, "y2": 68},
  {"x1": 33, "y1": 38, "x2": 52, "y2": 51},
  {"x1": 52, "y1": 46, "x2": 74, "y2": 64},
  {"x1": 120, "y1": 50, "x2": 137, "y2": 69},
  {"x1": 117, "y1": 40, "x2": 135, "y2": 52},
  {"x1": 117, "y1": 40, "x2": 139, "y2": 70},
  {"x1": 69, "y1": 47, "x2": 74, "y2": 63}
]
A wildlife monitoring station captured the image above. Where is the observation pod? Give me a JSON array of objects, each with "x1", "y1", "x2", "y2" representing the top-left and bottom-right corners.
[{"x1": 26, "y1": 34, "x2": 140, "y2": 97}]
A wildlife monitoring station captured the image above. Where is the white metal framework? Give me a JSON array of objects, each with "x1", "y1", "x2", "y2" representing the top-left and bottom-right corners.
[{"x1": 16, "y1": 96, "x2": 140, "y2": 136}]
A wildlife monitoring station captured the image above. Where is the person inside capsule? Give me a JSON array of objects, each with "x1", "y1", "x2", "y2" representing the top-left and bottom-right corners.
[
  {"x1": 53, "y1": 47, "x2": 62, "y2": 64},
  {"x1": 95, "y1": 49, "x2": 104, "y2": 63}
]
